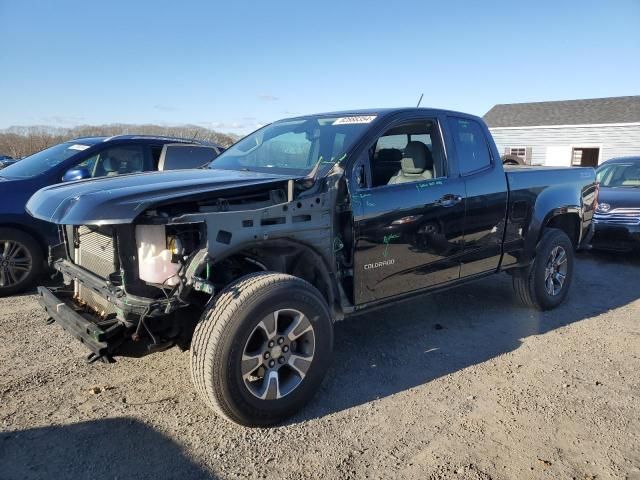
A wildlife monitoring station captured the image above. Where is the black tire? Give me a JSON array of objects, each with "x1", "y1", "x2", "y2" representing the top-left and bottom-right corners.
[
  {"x1": 0, "y1": 228, "x2": 44, "y2": 297},
  {"x1": 190, "y1": 272, "x2": 333, "y2": 427},
  {"x1": 512, "y1": 228, "x2": 574, "y2": 311}
]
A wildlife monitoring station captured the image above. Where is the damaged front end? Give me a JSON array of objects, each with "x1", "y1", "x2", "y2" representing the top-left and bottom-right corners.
[
  {"x1": 30, "y1": 167, "x2": 349, "y2": 363},
  {"x1": 40, "y1": 221, "x2": 211, "y2": 362}
]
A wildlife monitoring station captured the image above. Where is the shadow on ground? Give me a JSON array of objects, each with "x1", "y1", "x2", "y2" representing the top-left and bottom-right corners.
[
  {"x1": 294, "y1": 253, "x2": 640, "y2": 422},
  {"x1": 0, "y1": 418, "x2": 216, "y2": 480}
]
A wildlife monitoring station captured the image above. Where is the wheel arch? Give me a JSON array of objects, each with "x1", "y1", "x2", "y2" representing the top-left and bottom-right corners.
[
  {"x1": 0, "y1": 221, "x2": 50, "y2": 257},
  {"x1": 208, "y1": 238, "x2": 340, "y2": 320},
  {"x1": 520, "y1": 182, "x2": 584, "y2": 265},
  {"x1": 544, "y1": 211, "x2": 581, "y2": 246}
]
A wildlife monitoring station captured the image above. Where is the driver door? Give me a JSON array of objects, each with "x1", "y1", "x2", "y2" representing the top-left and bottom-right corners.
[{"x1": 352, "y1": 114, "x2": 466, "y2": 305}]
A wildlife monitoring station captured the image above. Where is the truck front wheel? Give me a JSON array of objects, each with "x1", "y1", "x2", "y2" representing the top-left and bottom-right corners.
[
  {"x1": 190, "y1": 272, "x2": 333, "y2": 426},
  {"x1": 512, "y1": 228, "x2": 575, "y2": 311}
]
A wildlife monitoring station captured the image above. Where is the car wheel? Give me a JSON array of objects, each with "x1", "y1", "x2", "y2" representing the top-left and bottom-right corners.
[
  {"x1": 0, "y1": 228, "x2": 44, "y2": 297},
  {"x1": 512, "y1": 228, "x2": 574, "y2": 311},
  {"x1": 190, "y1": 272, "x2": 333, "y2": 426}
]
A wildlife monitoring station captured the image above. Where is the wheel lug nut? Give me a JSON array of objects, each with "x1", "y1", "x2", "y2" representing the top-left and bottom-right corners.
[
  {"x1": 268, "y1": 359, "x2": 275, "y2": 368},
  {"x1": 268, "y1": 340, "x2": 275, "y2": 348},
  {"x1": 278, "y1": 357, "x2": 285, "y2": 364},
  {"x1": 277, "y1": 337, "x2": 284, "y2": 345},
  {"x1": 282, "y1": 345, "x2": 289, "y2": 352},
  {"x1": 264, "y1": 352, "x2": 270, "y2": 359}
]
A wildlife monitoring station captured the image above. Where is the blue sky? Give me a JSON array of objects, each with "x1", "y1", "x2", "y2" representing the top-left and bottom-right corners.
[{"x1": 1, "y1": 0, "x2": 638, "y2": 134}]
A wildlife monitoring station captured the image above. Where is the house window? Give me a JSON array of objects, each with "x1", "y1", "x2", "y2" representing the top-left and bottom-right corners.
[
  {"x1": 509, "y1": 147, "x2": 527, "y2": 160},
  {"x1": 571, "y1": 147, "x2": 599, "y2": 167}
]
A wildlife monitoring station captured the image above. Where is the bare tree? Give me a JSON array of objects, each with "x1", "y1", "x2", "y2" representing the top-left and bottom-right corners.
[{"x1": 0, "y1": 124, "x2": 239, "y2": 159}]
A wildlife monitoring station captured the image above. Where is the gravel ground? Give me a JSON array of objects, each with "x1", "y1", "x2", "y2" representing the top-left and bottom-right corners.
[{"x1": 1, "y1": 252, "x2": 639, "y2": 480}]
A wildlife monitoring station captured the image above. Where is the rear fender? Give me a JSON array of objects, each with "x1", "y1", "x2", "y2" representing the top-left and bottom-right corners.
[{"x1": 521, "y1": 184, "x2": 582, "y2": 264}]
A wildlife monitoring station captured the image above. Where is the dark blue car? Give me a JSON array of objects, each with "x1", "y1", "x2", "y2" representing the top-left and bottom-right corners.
[
  {"x1": 0, "y1": 135, "x2": 222, "y2": 296},
  {"x1": 592, "y1": 156, "x2": 640, "y2": 252}
]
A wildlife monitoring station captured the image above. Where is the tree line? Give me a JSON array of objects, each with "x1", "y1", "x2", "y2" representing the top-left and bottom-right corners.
[{"x1": 0, "y1": 124, "x2": 240, "y2": 159}]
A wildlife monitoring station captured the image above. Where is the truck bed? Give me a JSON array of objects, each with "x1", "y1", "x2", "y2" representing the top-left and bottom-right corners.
[{"x1": 501, "y1": 165, "x2": 597, "y2": 269}]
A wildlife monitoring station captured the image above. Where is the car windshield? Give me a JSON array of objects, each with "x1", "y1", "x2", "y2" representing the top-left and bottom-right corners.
[
  {"x1": 209, "y1": 114, "x2": 377, "y2": 175},
  {"x1": 0, "y1": 142, "x2": 90, "y2": 178},
  {"x1": 596, "y1": 162, "x2": 640, "y2": 188}
]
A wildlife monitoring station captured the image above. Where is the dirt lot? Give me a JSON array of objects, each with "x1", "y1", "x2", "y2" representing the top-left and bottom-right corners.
[{"x1": 1, "y1": 252, "x2": 639, "y2": 480}]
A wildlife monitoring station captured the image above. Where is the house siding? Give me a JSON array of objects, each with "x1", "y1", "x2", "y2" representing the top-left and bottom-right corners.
[{"x1": 489, "y1": 123, "x2": 640, "y2": 166}]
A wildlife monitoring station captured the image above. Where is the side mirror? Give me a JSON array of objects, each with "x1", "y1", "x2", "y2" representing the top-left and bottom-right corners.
[{"x1": 62, "y1": 167, "x2": 91, "y2": 182}]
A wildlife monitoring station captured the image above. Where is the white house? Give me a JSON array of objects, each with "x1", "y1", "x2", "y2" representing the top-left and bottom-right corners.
[{"x1": 484, "y1": 96, "x2": 640, "y2": 167}]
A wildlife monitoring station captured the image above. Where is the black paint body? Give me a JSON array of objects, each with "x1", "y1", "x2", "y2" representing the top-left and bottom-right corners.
[{"x1": 346, "y1": 109, "x2": 596, "y2": 306}]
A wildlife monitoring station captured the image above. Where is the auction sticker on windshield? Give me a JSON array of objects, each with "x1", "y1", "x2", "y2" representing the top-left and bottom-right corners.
[
  {"x1": 68, "y1": 144, "x2": 90, "y2": 151},
  {"x1": 333, "y1": 115, "x2": 377, "y2": 125}
]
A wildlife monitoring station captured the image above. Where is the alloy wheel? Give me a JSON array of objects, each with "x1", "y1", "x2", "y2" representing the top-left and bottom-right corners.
[
  {"x1": 241, "y1": 309, "x2": 316, "y2": 400},
  {"x1": 544, "y1": 246, "x2": 568, "y2": 296},
  {"x1": 0, "y1": 240, "x2": 33, "y2": 288}
]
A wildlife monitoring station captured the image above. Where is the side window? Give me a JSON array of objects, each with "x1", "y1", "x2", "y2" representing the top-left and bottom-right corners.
[
  {"x1": 75, "y1": 153, "x2": 99, "y2": 175},
  {"x1": 93, "y1": 145, "x2": 147, "y2": 177},
  {"x1": 368, "y1": 120, "x2": 445, "y2": 187},
  {"x1": 448, "y1": 117, "x2": 491, "y2": 174},
  {"x1": 86, "y1": 145, "x2": 148, "y2": 178},
  {"x1": 159, "y1": 145, "x2": 220, "y2": 171}
]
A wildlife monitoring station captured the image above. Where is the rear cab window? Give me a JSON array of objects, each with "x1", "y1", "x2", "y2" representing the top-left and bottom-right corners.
[{"x1": 447, "y1": 117, "x2": 492, "y2": 174}]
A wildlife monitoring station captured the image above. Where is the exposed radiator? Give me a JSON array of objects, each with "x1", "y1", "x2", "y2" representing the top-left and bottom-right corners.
[
  {"x1": 74, "y1": 226, "x2": 117, "y2": 316},
  {"x1": 76, "y1": 226, "x2": 116, "y2": 278}
]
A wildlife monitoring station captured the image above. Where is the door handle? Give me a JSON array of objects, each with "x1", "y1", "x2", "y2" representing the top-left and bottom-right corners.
[{"x1": 435, "y1": 194, "x2": 463, "y2": 207}]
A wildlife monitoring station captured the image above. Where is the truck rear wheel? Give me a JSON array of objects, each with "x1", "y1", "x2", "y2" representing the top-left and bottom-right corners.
[
  {"x1": 190, "y1": 272, "x2": 333, "y2": 427},
  {"x1": 512, "y1": 228, "x2": 574, "y2": 311}
]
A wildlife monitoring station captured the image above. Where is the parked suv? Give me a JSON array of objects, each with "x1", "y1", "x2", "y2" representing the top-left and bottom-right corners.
[{"x1": 0, "y1": 136, "x2": 221, "y2": 296}]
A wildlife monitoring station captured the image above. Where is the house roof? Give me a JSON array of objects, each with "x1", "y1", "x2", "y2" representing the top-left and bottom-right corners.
[{"x1": 484, "y1": 96, "x2": 640, "y2": 128}]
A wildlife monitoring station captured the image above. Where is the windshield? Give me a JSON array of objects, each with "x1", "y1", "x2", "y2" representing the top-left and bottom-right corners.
[
  {"x1": 0, "y1": 142, "x2": 90, "y2": 178},
  {"x1": 596, "y1": 162, "x2": 640, "y2": 188},
  {"x1": 209, "y1": 115, "x2": 376, "y2": 175}
]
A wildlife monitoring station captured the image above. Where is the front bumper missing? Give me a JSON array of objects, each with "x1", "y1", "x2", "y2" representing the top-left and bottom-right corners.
[
  {"x1": 37, "y1": 286, "x2": 125, "y2": 362},
  {"x1": 45, "y1": 258, "x2": 190, "y2": 361},
  {"x1": 55, "y1": 259, "x2": 154, "y2": 317}
]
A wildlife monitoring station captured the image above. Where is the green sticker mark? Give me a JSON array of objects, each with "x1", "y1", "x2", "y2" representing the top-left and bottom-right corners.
[
  {"x1": 352, "y1": 193, "x2": 376, "y2": 207},
  {"x1": 382, "y1": 233, "x2": 400, "y2": 257},
  {"x1": 415, "y1": 180, "x2": 444, "y2": 191}
]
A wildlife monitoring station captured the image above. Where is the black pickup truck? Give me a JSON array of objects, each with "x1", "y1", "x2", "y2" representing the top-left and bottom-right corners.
[{"x1": 27, "y1": 108, "x2": 597, "y2": 426}]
